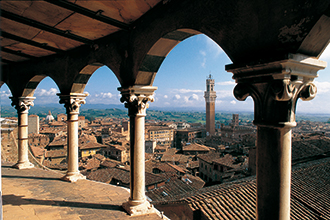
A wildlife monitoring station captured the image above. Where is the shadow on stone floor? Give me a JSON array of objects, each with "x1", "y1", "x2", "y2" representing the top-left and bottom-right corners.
[{"x1": 3, "y1": 194, "x2": 124, "y2": 211}]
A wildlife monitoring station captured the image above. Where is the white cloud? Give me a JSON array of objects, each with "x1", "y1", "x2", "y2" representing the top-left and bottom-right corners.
[
  {"x1": 174, "y1": 88, "x2": 203, "y2": 94},
  {"x1": 0, "y1": 90, "x2": 11, "y2": 98},
  {"x1": 230, "y1": 100, "x2": 237, "y2": 105},
  {"x1": 189, "y1": 94, "x2": 199, "y2": 101},
  {"x1": 164, "y1": 95, "x2": 168, "y2": 99},
  {"x1": 173, "y1": 94, "x2": 181, "y2": 100},
  {"x1": 216, "y1": 81, "x2": 236, "y2": 86},
  {"x1": 200, "y1": 50, "x2": 206, "y2": 56},
  {"x1": 314, "y1": 80, "x2": 330, "y2": 94},
  {"x1": 35, "y1": 88, "x2": 58, "y2": 97},
  {"x1": 216, "y1": 90, "x2": 233, "y2": 98}
]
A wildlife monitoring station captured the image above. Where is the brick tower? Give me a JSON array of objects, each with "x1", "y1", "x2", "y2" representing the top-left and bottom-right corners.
[{"x1": 204, "y1": 74, "x2": 217, "y2": 136}]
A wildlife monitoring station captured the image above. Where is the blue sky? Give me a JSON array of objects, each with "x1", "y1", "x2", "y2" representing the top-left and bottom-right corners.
[{"x1": 1, "y1": 34, "x2": 330, "y2": 114}]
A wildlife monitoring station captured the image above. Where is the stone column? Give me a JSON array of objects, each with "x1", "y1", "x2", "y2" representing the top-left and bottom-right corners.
[
  {"x1": 226, "y1": 54, "x2": 326, "y2": 220},
  {"x1": 11, "y1": 96, "x2": 35, "y2": 169},
  {"x1": 118, "y1": 86, "x2": 160, "y2": 216},
  {"x1": 58, "y1": 93, "x2": 87, "y2": 182}
]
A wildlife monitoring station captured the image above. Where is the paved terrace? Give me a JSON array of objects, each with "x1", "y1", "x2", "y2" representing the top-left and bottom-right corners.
[{"x1": 2, "y1": 162, "x2": 163, "y2": 220}]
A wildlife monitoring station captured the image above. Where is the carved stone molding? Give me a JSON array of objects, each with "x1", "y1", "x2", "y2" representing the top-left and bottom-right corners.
[
  {"x1": 228, "y1": 54, "x2": 326, "y2": 127},
  {"x1": 58, "y1": 93, "x2": 88, "y2": 115},
  {"x1": 118, "y1": 86, "x2": 157, "y2": 117},
  {"x1": 10, "y1": 97, "x2": 36, "y2": 114}
]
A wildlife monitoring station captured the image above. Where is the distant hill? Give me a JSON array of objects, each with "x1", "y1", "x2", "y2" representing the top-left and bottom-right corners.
[{"x1": 1, "y1": 104, "x2": 329, "y2": 123}]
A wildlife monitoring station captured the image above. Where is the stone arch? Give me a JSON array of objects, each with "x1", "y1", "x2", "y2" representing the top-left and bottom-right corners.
[
  {"x1": 70, "y1": 63, "x2": 120, "y2": 94},
  {"x1": 135, "y1": 29, "x2": 207, "y2": 86},
  {"x1": 21, "y1": 75, "x2": 59, "y2": 98},
  {"x1": 21, "y1": 75, "x2": 48, "y2": 97}
]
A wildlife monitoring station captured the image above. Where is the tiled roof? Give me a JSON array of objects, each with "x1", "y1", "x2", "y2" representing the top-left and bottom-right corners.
[
  {"x1": 154, "y1": 158, "x2": 330, "y2": 220},
  {"x1": 79, "y1": 142, "x2": 107, "y2": 150},
  {"x1": 167, "y1": 163, "x2": 188, "y2": 174},
  {"x1": 161, "y1": 154, "x2": 190, "y2": 163},
  {"x1": 45, "y1": 149, "x2": 66, "y2": 158},
  {"x1": 197, "y1": 153, "x2": 222, "y2": 164},
  {"x1": 291, "y1": 158, "x2": 330, "y2": 219},
  {"x1": 187, "y1": 161, "x2": 200, "y2": 169},
  {"x1": 292, "y1": 141, "x2": 325, "y2": 161},
  {"x1": 146, "y1": 177, "x2": 197, "y2": 203},
  {"x1": 212, "y1": 154, "x2": 236, "y2": 168},
  {"x1": 81, "y1": 158, "x2": 100, "y2": 170},
  {"x1": 145, "y1": 161, "x2": 179, "y2": 174},
  {"x1": 181, "y1": 174, "x2": 205, "y2": 190},
  {"x1": 182, "y1": 143, "x2": 210, "y2": 152},
  {"x1": 100, "y1": 159, "x2": 121, "y2": 168},
  {"x1": 48, "y1": 135, "x2": 67, "y2": 147}
]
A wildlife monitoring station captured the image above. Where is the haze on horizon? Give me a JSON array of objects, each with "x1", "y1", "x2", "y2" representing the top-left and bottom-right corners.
[{"x1": 1, "y1": 35, "x2": 330, "y2": 114}]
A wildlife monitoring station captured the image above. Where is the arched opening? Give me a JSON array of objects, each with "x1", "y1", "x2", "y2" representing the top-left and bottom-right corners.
[
  {"x1": 83, "y1": 65, "x2": 122, "y2": 108},
  {"x1": 0, "y1": 83, "x2": 12, "y2": 107},
  {"x1": 137, "y1": 30, "x2": 255, "y2": 190}
]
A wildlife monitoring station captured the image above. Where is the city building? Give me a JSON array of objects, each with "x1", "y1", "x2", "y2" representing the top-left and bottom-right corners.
[
  {"x1": 145, "y1": 126, "x2": 175, "y2": 146},
  {"x1": 100, "y1": 144, "x2": 129, "y2": 163},
  {"x1": 220, "y1": 114, "x2": 255, "y2": 144},
  {"x1": 1, "y1": 1, "x2": 329, "y2": 218},
  {"x1": 79, "y1": 142, "x2": 108, "y2": 158},
  {"x1": 204, "y1": 74, "x2": 217, "y2": 136},
  {"x1": 145, "y1": 140, "x2": 156, "y2": 154}
]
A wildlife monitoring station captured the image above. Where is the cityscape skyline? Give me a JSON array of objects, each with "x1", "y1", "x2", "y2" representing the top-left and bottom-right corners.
[{"x1": 1, "y1": 34, "x2": 330, "y2": 114}]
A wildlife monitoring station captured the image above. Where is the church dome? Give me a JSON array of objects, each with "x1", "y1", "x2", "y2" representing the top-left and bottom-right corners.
[{"x1": 45, "y1": 111, "x2": 55, "y2": 123}]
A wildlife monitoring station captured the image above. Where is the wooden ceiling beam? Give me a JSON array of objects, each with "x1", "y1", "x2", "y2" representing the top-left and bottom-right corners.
[
  {"x1": 2, "y1": 10, "x2": 93, "y2": 44},
  {"x1": 1, "y1": 47, "x2": 38, "y2": 59},
  {"x1": 44, "y1": 0, "x2": 130, "y2": 30},
  {"x1": 1, "y1": 58, "x2": 16, "y2": 65},
  {"x1": 1, "y1": 31, "x2": 64, "y2": 54}
]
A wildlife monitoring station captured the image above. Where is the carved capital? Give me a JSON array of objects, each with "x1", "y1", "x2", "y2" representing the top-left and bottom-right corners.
[
  {"x1": 118, "y1": 86, "x2": 157, "y2": 117},
  {"x1": 228, "y1": 54, "x2": 326, "y2": 127},
  {"x1": 10, "y1": 97, "x2": 35, "y2": 114},
  {"x1": 58, "y1": 93, "x2": 87, "y2": 115}
]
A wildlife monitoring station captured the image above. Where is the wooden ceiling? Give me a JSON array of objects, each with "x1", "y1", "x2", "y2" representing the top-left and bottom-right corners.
[{"x1": 0, "y1": 0, "x2": 162, "y2": 66}]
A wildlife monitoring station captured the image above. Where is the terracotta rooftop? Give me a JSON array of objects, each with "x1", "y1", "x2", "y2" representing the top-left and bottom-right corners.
[
  {"x1": 79, "y1": 141, "x2": 108, "y2": 150},
  {"x1": 182, "y1": 143, "x2": 210, "y2": 152},
  {"x1": 154, "y1": 158, "x2": 330, "y2": 220},
  {"x1": 45, "y1": 149, "x2": 67, "y2": 158}
]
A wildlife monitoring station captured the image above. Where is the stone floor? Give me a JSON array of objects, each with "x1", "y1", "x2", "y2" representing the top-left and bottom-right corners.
[{"x1": 2, "y1": 162, "x2": 164, "y2": 220}]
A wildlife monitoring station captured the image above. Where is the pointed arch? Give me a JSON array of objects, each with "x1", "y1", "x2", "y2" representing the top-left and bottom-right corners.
[
  {"x1": 135, "y1": 29, "x2": 202, "y2": 85},
  {"x1": 70, "y1": 62, "x2": 121, "y2": 94},
  {"x1": 21, "y1": 75, "x2": 48, "y2": 97}
]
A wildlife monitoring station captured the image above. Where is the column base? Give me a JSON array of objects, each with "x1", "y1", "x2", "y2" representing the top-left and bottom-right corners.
[
  {"x1": 61, "y1": 172, "x2": 86, "y2": 182},
  {"x1": 122, "y1": 200, "x2": 168, "y2": 218},
  {"x1": 13, "y1": 161, "x2": 34, "y2": 169}
]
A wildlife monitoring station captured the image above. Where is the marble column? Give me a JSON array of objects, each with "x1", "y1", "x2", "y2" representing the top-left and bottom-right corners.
[
  {"x1": 58, "y1": 93, "x2": 87, "y2": 182},
  {"x1": 11, "y1": 96, "x2": 35, "y2": 169},
  {"x1": 119, "y1": 86, "x2": 161, "y2": 216},
  {"x1": 226, "y1": 54, "x2": 326, "y2": 220}
]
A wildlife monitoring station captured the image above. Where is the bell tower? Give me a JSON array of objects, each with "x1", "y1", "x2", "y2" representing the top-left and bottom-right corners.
[{"x1": 204, "y1": 74, "x2": 217, "y2": 136}]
